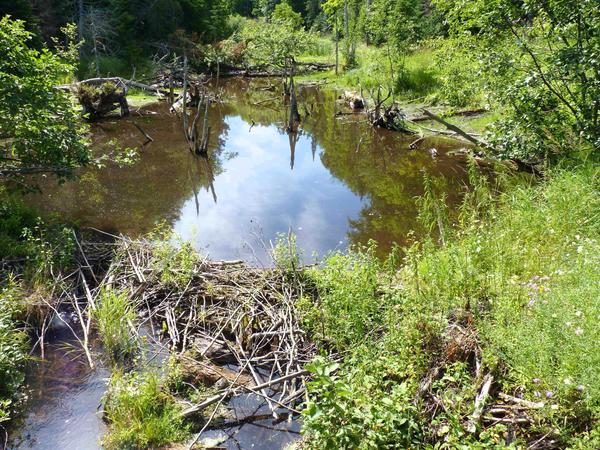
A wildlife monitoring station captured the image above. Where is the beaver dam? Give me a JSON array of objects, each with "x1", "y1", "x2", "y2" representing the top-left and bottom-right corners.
[
  {"x1": 10, "y1": 231, "x2": 316, "y2": 449},
  {"x1": 10, "y1": 225, "x2": 554, "y2": 450}
]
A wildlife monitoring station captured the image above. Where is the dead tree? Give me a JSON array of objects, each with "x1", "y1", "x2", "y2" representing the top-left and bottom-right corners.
[
  {"x1": 284, "y1": 57, "x2": 301, "y2": 133},
  {"x1": 364, "y1": 85, "x2": 414, "y2": 133},
  {"x1": 181, "y1": 55, "x2": 211, "y2": 155}
]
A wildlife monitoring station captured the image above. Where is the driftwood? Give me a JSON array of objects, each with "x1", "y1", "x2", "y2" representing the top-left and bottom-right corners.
[
  {"x1": 420, "y1": 109, "x2": 492, "y2": 150},
  {"x1": 77, "y1": 234, "x2": 317, "y2": 428},
  {"x1": 76, "y1": 78, "x2": 130, "y2": 120},
  {"x1": 409, "y1": 108, "x2": 488, "y2": 122},
  {"x1": 363, "y1": 86, "x2": 414, "y2": 133},
  {"x1": 180, "y1": 55, "x2": 211, "y2": 155}
]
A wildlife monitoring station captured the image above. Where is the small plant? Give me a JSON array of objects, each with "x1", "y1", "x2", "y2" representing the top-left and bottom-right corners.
[
  {"x1": 93, "y1": 289, "x2": 138, "y2": 363},
  {"x1": 148, "y1": 228, "x2": 199, "y2": 287},
  {"x1": 303, "y1": 356, "x2": 422, "y2": 449},
  {"x1": 22, "y1": 219, "x2": 75, "y2": 281},
  {"x1": 102, "y1": 369, "x2": 189, "y2": 450},
  {"x1": 270, "y1": 231, "x2": 302, "y2": 274}
]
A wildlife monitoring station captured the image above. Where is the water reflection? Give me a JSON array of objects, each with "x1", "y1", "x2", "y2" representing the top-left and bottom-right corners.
[{"x1": 26, "y1": 78, "x2": 469, "y2": 263}]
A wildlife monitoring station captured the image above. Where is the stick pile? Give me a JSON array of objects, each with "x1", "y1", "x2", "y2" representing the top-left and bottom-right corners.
[{"x1": 87, "y1": 235, "x2": 316, "y2": 420}]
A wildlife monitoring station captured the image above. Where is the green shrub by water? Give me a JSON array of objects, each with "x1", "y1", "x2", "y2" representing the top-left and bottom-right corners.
[
  {"x1": 0, "y1": 281, "x2": 28, "y2": 424},
  {"x1": 301, "y1": 162, "x2": 600, "y2": 448}
]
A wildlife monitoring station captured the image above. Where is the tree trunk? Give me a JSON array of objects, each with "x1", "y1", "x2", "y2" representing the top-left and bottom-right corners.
[
  {"x1": 335, "y1": 16, "x2": 339, "y2": 76},
  {"x1": 365, "y1": 0, "x2": 372, "y2": 45}
]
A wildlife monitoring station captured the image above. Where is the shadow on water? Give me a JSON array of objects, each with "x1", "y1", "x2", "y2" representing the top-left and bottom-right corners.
[
  {"x1": 7, "y1": 316, "x2": 109, "y2": 450},
  {"x1": 25, "y1": 77, "x2": 471, "y2": 264},
  {"x1": 13, "y1": 77, "x2": 474, "y2": 449}
]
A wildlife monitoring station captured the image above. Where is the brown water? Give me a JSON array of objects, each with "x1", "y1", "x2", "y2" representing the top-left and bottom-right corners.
[
  {"x1": 26, "y1": 77, "x2": 469, "y2": 264},
  {"x1": 12, "y1": 77, "x2": 471, "y2": 450}
]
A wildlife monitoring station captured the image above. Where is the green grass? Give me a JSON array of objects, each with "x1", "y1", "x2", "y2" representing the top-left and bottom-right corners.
[
  {"x1": 301, "y1": 162, "x2": 600, "y2": 448},
  {"x1": 102, "y1": 369, "x2": 189, "y2": 450},
  {"x1": 298, "y1": 41, "x2": 440, "y2": 101},
  {"x1": 93, "y1": 289, "x2": 138, "y2": 363},
  {"x1": 126, "y1": 88, "x2": 161, "y2": 108}
]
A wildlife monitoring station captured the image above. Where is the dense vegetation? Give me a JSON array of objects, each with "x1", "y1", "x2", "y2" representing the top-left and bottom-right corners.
[
  {"x1": 301, "y1": 162, "x2": 600, "y2": 448},
  {"x1": 0, "y1": 0, "x2": 599, "y2": 448}
]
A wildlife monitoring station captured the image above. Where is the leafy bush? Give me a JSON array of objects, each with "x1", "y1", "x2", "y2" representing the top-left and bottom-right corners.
[
  {"x1": 302, "y1": 244, "x2": 387, "y2": 350},
  {"x1": 149, "y1": 236, "x2": 199, "y2": 287},
  {"x1": 433, "y1": 0, "x2": 600, "y2": 161},
  {"x1": 270, "y1": 231, "x2": 302, "y2": 274},
  {"x1": 0, "y1": 187, "x2": 38, "y2": 258},
  {"x1": 0, "y1": 17, "x2": 89, "y2": 184},
  {"x1": 303, "y1": 356, "x2": 422, "y2": 449},
  {"x1": 0, "y1": 281, "x2": 28, "y2": 424}
]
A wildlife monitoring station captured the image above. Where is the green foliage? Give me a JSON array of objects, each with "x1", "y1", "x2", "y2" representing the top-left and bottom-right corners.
[
  {"x1": 236, "y1": 17, "x2": 315, "y2": 69},
  {"x1": 303, "y1": 356, "x2": 422, "y2": 449},
  {"x1": 0, "y1": 280, "x2": 28, "y2": 424},
  {"x1": 102, "y1": 369, "x2": 189, "y2": 450},
  {"x1": 21, "y1": 220, "x2": 75, "y2": 281},
  {"x1": 0, "y1": 17, "x2": 90, "y2": 183},
  {"x1": 302, "y1": 163, "x2": 600, "y2": 447},
  {"x1": 93, "y1": 289, "x2": 138, "y2": 363},
  {"x1": 0, "y1": 187, "x2": 38, "y2": 258},
  {"x1": 272, "y1": 1, "x2": 304, "y2": 30},
  {"x1": 433, "y1": 0, "x2": 600, "y2": 161},
  {"x1": 270, "y1": 231, "x2": 301, "y2": 274},
  {"x1": 148, "y1": 230, "x2": 199, "y2": 287},
  {"x1": 302, "y1": 244, "x2": 386, "y2": 350}
]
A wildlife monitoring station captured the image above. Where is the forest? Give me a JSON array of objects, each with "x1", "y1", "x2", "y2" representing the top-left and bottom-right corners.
[{"x1": 0, "y1": 0, "x2": 599, "y2": 449}]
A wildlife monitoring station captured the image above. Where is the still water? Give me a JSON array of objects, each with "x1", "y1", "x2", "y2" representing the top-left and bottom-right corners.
[
  {"x1": 27, "y1": 78, "x2": 469, "y2": 263},
  {"x1": 12, "y1": 78, "x2": 471, "y2": 450}
]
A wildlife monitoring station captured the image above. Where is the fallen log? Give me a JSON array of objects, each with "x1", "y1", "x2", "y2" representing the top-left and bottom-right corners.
[
  {"x1": 420, "y1": 109, "x2": 492, "y2": 150},
  {"x1": 179, "y1": 369, "x2": 309, "y2": 418}
]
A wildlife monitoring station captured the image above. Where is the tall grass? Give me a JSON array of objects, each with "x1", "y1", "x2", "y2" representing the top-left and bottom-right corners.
[
  {"x1": 102, "y1": 369, "x2": 189, "y2": 450},
  {"x1": 301, "y1": 162, "x2": 600, "y2": 448},
  {"x1": 93, "y1": 289, "x2": 138, "y2": 363}
]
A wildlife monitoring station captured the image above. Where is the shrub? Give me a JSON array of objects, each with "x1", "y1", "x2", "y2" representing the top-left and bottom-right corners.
[{"x1": 0, "y1": 281, "x2": 28, "y2": 424}]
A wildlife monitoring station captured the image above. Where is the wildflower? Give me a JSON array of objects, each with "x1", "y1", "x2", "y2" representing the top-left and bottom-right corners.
[
  {"x1": 577, "y1": 385, "x2": 585, "y2": 392},
  {"x1": 565, "y1": 322, "x2": 572, "y2": 327},
  {"x1": 575, "y1": 327, "x2": 583, "y2": 336},
  {"x1": 575, "y1": 311, "x2": 582, "y2": 317},
  {"x1": 528, "y1": 299, "x2": 536, "y2": 307},
  {"x1": 532, "y1": 378, "x2": 541, "y2": 384},
  {"x1": 564, "y1": 378, "x2": 572, "y2": 385},
  {"x1": 546, "y1": 391, "x2": 554, "y2": 398}
]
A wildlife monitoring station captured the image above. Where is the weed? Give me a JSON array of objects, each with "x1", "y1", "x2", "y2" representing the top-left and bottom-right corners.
[
  {"x1": 93, "y1": 288, "x2": 138, "y2": 363},
  {"x1": 270, "y1": 231, "x2": 302, "y2": 274},
  {"x1": 301, "y1": 163, "x2": 600, "y2": 447},
  {"x1": 102, "y1": 369, "x2": 189, "y2": 450}
]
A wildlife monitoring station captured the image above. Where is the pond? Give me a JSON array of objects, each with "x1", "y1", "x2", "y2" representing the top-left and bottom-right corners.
[
  {"x1": 12, "y1": 77, "x2": 471, "y2": 450},
  {"x1": 26, "y1": 77, "x2": 470, "y2": 264}
]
